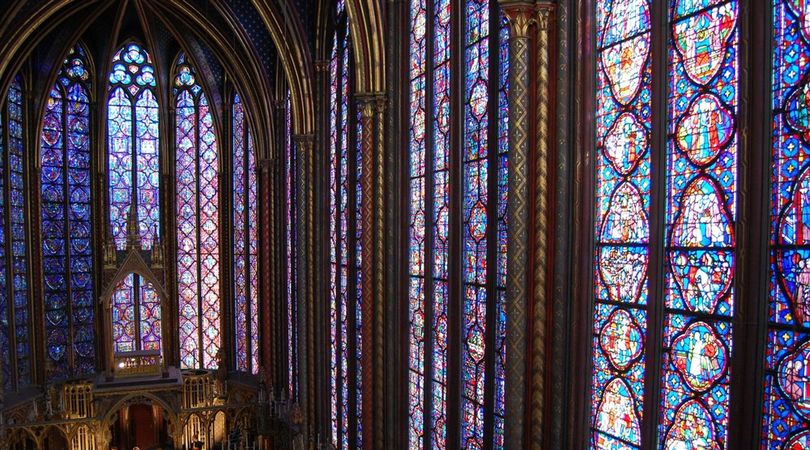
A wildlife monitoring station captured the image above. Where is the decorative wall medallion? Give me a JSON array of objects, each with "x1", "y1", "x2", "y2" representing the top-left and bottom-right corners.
[
  {"x1": 600, "y1": 0, "x2": 650, "y2": 105},
  {"x1": 594, "y1": 378, "x2": 641, "y2": 445},
  {"x1": 671, "y1": 321, "x2": 727, "y2": 392},
  {"x1": 599, "y1": 245, "x2": 648, "y2": 304},
  {"x1": 601, "y1": 35, "x2": 649, "y2": 106},
  {"x1": 599, "y1": 309, "x2": 643, "y2": 371},
  {"x1": 604, "y1": 112, "x2": 648, "y2": 175},
  {"x1": 672, "y1": 0, "x2": 737, "y2": 86},
  {"x1": 663, "y1": 399, "x2": 719, "y2": 450},
  {"x1": 670, "y1": 176, "x2": 734, "y2": 313},
  {"x1": 675, "y1": 93, "x2": 735, "y2": 167}
]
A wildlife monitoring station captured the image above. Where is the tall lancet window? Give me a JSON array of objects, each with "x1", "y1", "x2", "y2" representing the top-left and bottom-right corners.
[
  {"x1": 328, "y1": 0, "x2": 365, "y2": 446},
  {"x1": 0, "y1": 75, "x2": 31, "y2": 390},
  {"x1": 174, "y1": 52, "x2": 221, "y2": 370},
  {"x1": 764, "y1": 1, "x2": 810, "y2": 447},
  {"x1": 107, "y1": 42, "x2": 159, "y2": 250},
  {"x1": 232, "y1": 93, "x2": 259, "y2": 374},
  {"x1": 588, "y1": 1, "x2": 738, "y2": 448},
  {"x1": 40, "y1": 44, "x2": 95, "y2": 379},
  {"x1": 406, "y1": 0, "x2": 509, "y2": 448},
  {"x1": 107, "y1": 42, "x2": 162, "y2": 357}
]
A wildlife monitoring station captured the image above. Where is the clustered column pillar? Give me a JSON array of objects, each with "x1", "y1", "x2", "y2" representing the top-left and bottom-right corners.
[
  {"x1": 355, "y1": 91, "x2": 386, "y2": 450},
  {"x1": 501, "y1": 3, "x2": 533, "y2": 449},
  {"x1": 259, "y1": 158, "x2": 274, "y2": 389},
  {"x1": 500, "y1": 2, "x2": 555, "y2": 449},
  {"x1": 530, "y1": 5, "x2": 553, "y2": 449},
  {"x1": 292, "y1": 133, "x2": 315, "y2": 446}
]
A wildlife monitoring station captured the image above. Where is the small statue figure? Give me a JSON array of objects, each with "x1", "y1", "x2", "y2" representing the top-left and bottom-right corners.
[
  {"x1": 290, "y1": 403, "x2": 303, "y2": 426},
  {"x1": 258, "y1": 379, "x2": 267, "y2": 404},
  {"x1": 216, "y1": 349, "x2": 228, "y2": 398},
  {"x1": 43, "y1": 382, "x2": 54, "y2": 419},
  {"x1": 57, "y1": 388, "x2": 66, "y2": 415},
  {"x1": 27, "y1": 400, "x2": 37, "y2": 422}
]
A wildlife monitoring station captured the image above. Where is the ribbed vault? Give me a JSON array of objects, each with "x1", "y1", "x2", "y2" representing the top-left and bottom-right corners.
[{"x1": 0, "y1": 0, "x2": 325, "y2": 155}]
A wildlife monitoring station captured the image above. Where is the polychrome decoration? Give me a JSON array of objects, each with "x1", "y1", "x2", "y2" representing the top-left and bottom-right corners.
[
  {"x1": 285, "y1": 91, "x2": 299, "y2": 396},
  {"x1": 174, "y1": 52, "x2": 221, "y2": 370},
  {"x1": 764, "y1": 1, "x2": 810, "y2": 447},
  {"x1": 660, "y1": 2, "x2": 737, "y2": 449},
  {"x1": 111, "y1": 274, "x2": 161, "y2": 354},
  {"x1": 0, "y1": 75, "x2": 31, "y2": 390},
  {"x1": 233, "y1": 93, "x2": 260, "y2": 374},
  {"x1": 40, "y1": 45, "x2": 95, "y2": 379},
  {"x1": 590, "y1": 0, "x2": 651, "y2": 447},
  {"x1": 407, "y1": 0, "x2": 509, "y2": 448},
  {"x1": 107, "y1": 42, "x2": 159, "y2": 250},
  {"x1": 329, "y1": 2, "x2": 366, "y2": 446}
]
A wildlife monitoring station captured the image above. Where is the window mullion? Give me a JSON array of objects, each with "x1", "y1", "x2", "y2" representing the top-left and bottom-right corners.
[
  {"x1": 728, "y1": 1, "x2": 771, "y2": 446},
  {"x1": 446, "y1": 0, "x2": 465, "y2": 446},
  {"x1": 346, "y1": 51, "x2": 360, "y2": 449},
  {"x1": 423, "y1": 0, "x2": 437, "y2": 446},
  {"x1": 62, "y1": 93, "x2": 76, "y2": 371},
  {"x1": 482, "y1": 3, "x2": 501, "y2": 449},
  {"x1": 194, "y1": 95, "x2": 204, "y2": 369},
  {"x1": 640, "y1": 0, "x2": 668, "y2": 446},
  {"x1": 244, "y1": 108, "x2": 252, "y2": 372}
]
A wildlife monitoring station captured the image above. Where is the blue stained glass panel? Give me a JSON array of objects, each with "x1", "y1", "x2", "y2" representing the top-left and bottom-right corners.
[
  {"x1": 590, "y1": 0, "x2": 651, "y2": 448},
  {"x1": 763, "y1": 1, "x2": 810, "y2": 447},
  {"x1": 41, "y1": 45, "x2": 95, "y2": 379},
  {"x1": 0, "y1": 87, "x2": 8, "y2": 390},
  {"x1": 660, "y1": 1, "x2": 738, "y2": 448},
  {"x1": 174, "y1": 54, "x2": 221, "y2": 370},
  {"x1": 8, "y1": 77, "x2": 30, "y2": 386},
  {"x1": 107, "y1": 43, "x2": 159, "y2": 251}
]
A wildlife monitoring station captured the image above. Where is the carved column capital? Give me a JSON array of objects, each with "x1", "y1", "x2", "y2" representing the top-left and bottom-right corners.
[
  {"x1": 314, "y1": 60, "x2": 330, "y2": 73},
  {"x1": 258, "y1": 158, "x2": 273, "y2": 173},
  {"x1": 501, "y1": 1, "x2": 536, "y2": 37},
  {"x1": 355, "y1": 92, "x2": 387, "y2": 118},
  {"x1": 291, "y1": 134, "x2": 315, "y2": 155},
  {"x1": 534, "y1": 3, "x2": 554, "y2": 31}
]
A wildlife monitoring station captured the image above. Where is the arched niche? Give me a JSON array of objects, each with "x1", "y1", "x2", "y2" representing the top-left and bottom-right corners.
[{"x1": 100, "y1": 248, "x2": 169, "y2": 378}]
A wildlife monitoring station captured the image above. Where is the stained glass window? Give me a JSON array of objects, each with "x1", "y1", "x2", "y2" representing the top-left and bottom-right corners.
[
  {"x1": 106, "y1": 42, "x2": 164, "y2": 358},
  {"x1": 174, "y1": 52, "x2": 222, "y2": 370},
  {"x1": 661, "y1": 2, "x2": 737, "y2": 448},
  {"x1": 590, "y1": 0, "x2": 651, "y2": 447},
  {"x1": 329, "y1": 2, "x2": 365, "y2": 446},
  {"x1": 107, "y1": 42, "x2": 159, "y2": 250},
  {"x1": 232, "y1": 93, "x2": 259, "y2": 374},
  {"x1": 406, "y1": 1, "x2": 509, "y2": 448},
  {"x1": 285, "y1": 91, "x2": 299, "y2": 397},
  {"x1": 0, "y1": 75, "x2": 31, "y2": 390},
  {"x1": 589, "y1": 1, "x2": 738, "y2": 448},
  {"x1": 764, "y1": 1, "x2": 810, "y2": 447},
  {"x1": 40, "y1": 44, "x2": 95, "y2": 379},
  {"x1": 111, "y1": 274, "x2": 161, "y2": 353}
]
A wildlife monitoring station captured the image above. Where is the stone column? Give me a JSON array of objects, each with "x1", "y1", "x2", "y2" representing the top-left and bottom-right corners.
[
  {"x1": 355, "y1": 92, "x2": 387, "y2": 450},
  {"x1": 292, "y1": 134, "x2": 315, "y2": 447},
  {"x1": 531, "y1": 5, "x2": 553, "y2": 449},
  {"x1": 501, "y1": 3, "x2": 533, "y2": 449},
  {"x1": 259, "y1": 159, "x2": 274, "y2": 388},
  {"x1": 356, "y1": 94, "x2": 376, "y2": 450}
]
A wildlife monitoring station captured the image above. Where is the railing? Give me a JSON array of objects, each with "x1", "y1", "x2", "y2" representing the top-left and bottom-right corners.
[
  {"x1": 64, "y1": 381, "x2": 94, "y2": 419},
  {"x1": 113, "y1": 349, "x2": 162, "y2": 377}
]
